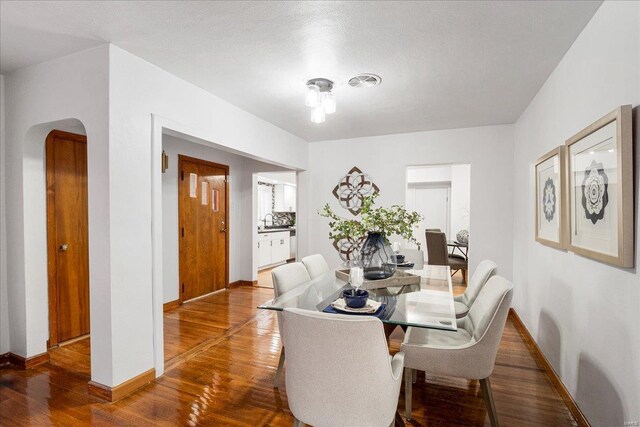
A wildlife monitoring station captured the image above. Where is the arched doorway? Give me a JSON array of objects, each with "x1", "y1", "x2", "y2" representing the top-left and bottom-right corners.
[{"x1": 23, "y1": 119, "x2": 92, "y2": 377}]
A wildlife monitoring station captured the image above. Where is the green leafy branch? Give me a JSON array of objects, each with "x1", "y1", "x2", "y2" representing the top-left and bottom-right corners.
[{"x1": 319, "y1": 193, "x2": 423, "y2": 248}]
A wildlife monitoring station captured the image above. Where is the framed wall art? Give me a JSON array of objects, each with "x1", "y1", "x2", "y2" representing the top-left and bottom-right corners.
[
  {"x1": 535, "y1": 146, "x2": 566, "y2": 249},
  {"x1": 565, "y1": 105, "x2": 634, "y2": 267}
]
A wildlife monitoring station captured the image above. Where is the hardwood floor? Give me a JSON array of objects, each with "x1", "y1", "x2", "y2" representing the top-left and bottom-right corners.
[
  {"x1": 47, "y1": 335, "x2": 91, "y2": 377},
  {"x1": 2, "y1": 278, "x2": 579, "y2": 426},
  {"x1": 257, "y1": 266, "x2": 275, "y2": 289}
]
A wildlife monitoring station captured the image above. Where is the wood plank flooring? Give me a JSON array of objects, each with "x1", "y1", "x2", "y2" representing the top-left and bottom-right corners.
[
  {"x1": 2, "y1": 277, "x2": 578, "y2": 426},
  {"x1": 257, "y1": 267, "x2": 275, "y2": 289}
]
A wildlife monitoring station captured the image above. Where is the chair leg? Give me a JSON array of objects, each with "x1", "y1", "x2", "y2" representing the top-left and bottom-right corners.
[
  {"x1": 274, "y1": 346, "x2": 285, "y2": 388},
  {"x1": 292, "y1": 417, "x2": 304, "y2": 427},
  {"x1": 412, "y1": 368, "x2": 417, "y2": 384},
  {"x1": 404, "y1": 368, "x2": 414, "y2": 420},
  {"x1": 480, "y1": 377, "x2": 499, "y2": 427}
]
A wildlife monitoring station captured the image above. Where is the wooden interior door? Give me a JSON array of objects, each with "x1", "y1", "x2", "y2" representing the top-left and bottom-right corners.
[
  {"x1": 178, "y1": 155, "x2": 229, "y2": 302},
  {"x1": 46, "y1": 130, "x2": 90, "y2": 346}
]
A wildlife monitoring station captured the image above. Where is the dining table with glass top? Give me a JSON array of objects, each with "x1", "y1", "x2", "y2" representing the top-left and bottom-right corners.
[{"x1": 258, "y1": 265, "x2": 457, "y2": 337}]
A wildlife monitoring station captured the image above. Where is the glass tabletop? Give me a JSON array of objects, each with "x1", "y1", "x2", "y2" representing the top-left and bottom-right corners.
[{"x1": 258, "y1": 265, "x2": 457, "y2": 332}]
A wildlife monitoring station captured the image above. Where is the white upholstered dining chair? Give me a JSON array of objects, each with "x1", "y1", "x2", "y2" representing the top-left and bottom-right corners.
[
  {"x1": 283, "y1": 308, "x2": 404, "y2": 427},
  {"x1": 271, "y1": 262, "x2": 311, "y2": 387},
  {"x1": 401, "y1": 275, "x2": 513, "y2": 426},
  {"x1": 454, "y1": 259, "x2": 498, "y2": 319},
  {"x1": 301, "y1": 254, "x2": 330, "y2": 279}
]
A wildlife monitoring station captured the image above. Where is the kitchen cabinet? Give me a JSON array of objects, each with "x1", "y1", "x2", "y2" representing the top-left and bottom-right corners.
[
  {"x1": 272, "y1": 237, "x2": 289, "y2": 263},
  {"x1": 283, "y1": 185, "x2": 296, "y2": 212},
  {"x1": 273, "y1": 185, "x2": 284, "y2": 211},
  {"x1": 274, "y1": 184, "x2": 296, "y2": 212},
  {"x1": 258, "y1": 231, "x2": 291, "y2": 268},
  {"x1": 258, "y1": 240, "x2": 272, "y2": 267}
]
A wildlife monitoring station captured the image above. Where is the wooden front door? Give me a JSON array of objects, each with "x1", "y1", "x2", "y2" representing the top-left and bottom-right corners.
[
  {"x1": 178, "y1": 155, "x2": 229, "y2": 302},
  {"x1": 46, "y1": 130, "x2": 90, "y2": 346}
]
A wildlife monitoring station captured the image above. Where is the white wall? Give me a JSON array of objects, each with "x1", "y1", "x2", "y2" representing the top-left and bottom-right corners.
[
  {"x1": 450, "y1": 164, "x2": 471, "y2": 237},
  {"x1": 162, "y1": 134, "x2": 290, "y2": 303},
  {"x1": 3, "y1": 46, "x2": 112, "y2": 386},
  {"x1": 512, "y1": 2, "x2": 640, "y2": 425},
  {"x1": 1, "y1": 43, "x2": 308, "y2": 388},
  {"x1": 108, "y1": 45, "x2": 308, "y2": 383},
  {"x1": 307, "y1": 125, "x2": 514, "y2": 279},
  {"x1": 407, "y1": 165, "x2": 451, "y2": 183},
  {"x1": 0, "y1": 74, "x2": 8, "y2": 354}
]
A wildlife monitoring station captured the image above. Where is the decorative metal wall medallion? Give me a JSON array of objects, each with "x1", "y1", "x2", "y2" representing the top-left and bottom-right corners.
[
  {"x1": 581, "y1": 160, "x2": 608, "y2": 224},
  {"x1": 543, "y1": 177, "x2": 556, "y2": 222},
  {"x1": 332, "y1": 166, "x2": 380, "y2": 215},
  {"x1": 332, "y1": 236, "x2": 366, "y2": 262}
]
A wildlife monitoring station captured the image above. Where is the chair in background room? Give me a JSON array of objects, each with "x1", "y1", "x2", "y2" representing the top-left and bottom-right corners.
[
  {"x1": 301, "y1": 254, "x2": 330, "y2": 279},
  {"x1": 283, "y1": 308, "x2": 404, "y2": 427},
  {"x1": 454, "y1": 259, "x2": 497, "y2": 319},
  {"x1": 271, "y1": 262, "x2": 311, "y2": 387},
  {"x1": 425, "y1": 231, "x2": 468, "y2": 283},
  {"x1": 401, "y1": 276, "x2": 514, "y2": 426}
]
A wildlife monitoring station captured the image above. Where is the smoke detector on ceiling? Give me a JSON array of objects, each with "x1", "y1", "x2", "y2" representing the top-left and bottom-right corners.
[{"x1": 348, "y1": 74, "x2": 382, "y2": 88}]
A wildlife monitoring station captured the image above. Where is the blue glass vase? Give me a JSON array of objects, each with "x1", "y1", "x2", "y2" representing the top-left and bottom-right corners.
[{"x1": 360, "y1": 232, "x2": 397, "y2": 280}]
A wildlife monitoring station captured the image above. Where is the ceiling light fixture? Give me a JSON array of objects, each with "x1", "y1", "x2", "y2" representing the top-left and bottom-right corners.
[{"x1": 305, "y1": 78, "x2": 334, "y2": 123}]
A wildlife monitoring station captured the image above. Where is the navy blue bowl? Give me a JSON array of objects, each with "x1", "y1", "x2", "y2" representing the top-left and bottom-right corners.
[{"x1": 342, "y1": 289, "x2": 369, "y2": 308}]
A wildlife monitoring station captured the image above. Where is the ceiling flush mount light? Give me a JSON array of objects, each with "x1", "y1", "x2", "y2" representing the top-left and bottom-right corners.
[
  {"x1": 306, "y1": 78, "x2": 334, "y2": 123},
  {"x1": 348, "y1": 73, "x2": 382, "y2": 88}
]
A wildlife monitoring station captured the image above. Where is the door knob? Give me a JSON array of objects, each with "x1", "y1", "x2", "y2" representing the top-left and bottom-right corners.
[{"x1": 59, "y1": 243, "x2": 69, "y2": 252}]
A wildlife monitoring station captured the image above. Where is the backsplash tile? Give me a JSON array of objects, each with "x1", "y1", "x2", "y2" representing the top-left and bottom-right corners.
[{"x1": 273, "y1": 212, "x2": 295, "y2": 226}]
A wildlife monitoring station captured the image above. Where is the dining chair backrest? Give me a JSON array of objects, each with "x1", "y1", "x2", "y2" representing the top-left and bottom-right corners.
[
  {"x1": 271, "y1": 262, "x2": 311, "y2": 297},
  {"x1": 455, "y1": 275, "x2": 512, "y2": 380},
  {"x1": 402, "y1": 249, "x2": 425, "y2": 269},
  {"x1": 466, "y1": 276, "x2": 513, "y2": 343},
  {"x1": 271, "y1": 262, "x2": 312, "y2": 347},
  {"x1": 462, "y1": 260, "x2": 498, "y2": 307},
  {"x1": 301, "y1": 254, "x2": 330, "y2": 279},
  {"x1": 425, "y1": 231, "x2": 449, "y2": 266},
  {"x1": 425, "y1": 228, "x2": 441, "y2": 232},
  {"x1": 283, "y1": 308, "x2": 402, "y2": 427}
]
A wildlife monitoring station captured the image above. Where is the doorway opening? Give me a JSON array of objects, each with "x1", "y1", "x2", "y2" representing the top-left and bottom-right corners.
[
  {"x1": 405, "y1": 164, "x2": 471, "y2": 285},
  {"x1": 44, "y1": 128, "x2": 91, "y2": 377},
  {"x1": 254, "y1": 171, "x2": 297, "y2": 288},
  {"x1": 158, "y1": 130, "x2": 297, "y2": 370}
]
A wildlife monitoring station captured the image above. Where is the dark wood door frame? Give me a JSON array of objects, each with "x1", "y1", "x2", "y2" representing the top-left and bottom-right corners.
[
  {"x1": 46, "y1": 129, "x2": 90, "y2": 348},
  {"x1": 177, "y1": 154, "x2": 230, "y2": 303}
]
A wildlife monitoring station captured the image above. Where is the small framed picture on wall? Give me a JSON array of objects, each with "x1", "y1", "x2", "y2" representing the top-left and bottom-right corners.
[
  {"x1": 535, "y1": 146, "x2": 566, "y2": 249},
  {"x1": 565, "y1": 105, "x2": 634, "y2": 267}
]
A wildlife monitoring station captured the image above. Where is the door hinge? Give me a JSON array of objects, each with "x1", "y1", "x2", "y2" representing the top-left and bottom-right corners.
[
  {"x1": 181, "y1": 227, "x2": 184, "y2": 237},
  {"x1": 182, "y1": 283, "x2": 185, "y2": 293},
  {"x1": 181, "y1": 170, "x2": 184, "y2": 181}
]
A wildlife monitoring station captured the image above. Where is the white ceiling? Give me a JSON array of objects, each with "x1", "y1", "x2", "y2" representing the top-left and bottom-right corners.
[
  {"x1": 257, "y1": 172, "x2": 297, "y2": 186},
  {"x1": 1, "y1": 1, "x2": 601, "y2": 142}
]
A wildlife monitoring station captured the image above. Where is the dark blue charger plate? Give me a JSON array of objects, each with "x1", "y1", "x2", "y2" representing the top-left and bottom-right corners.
[{"x1": 323, "y1": 302, "x2": 387, "y2": 318}]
